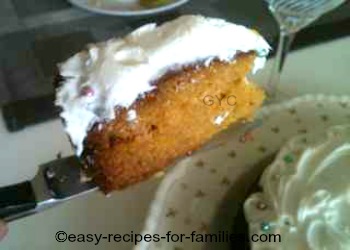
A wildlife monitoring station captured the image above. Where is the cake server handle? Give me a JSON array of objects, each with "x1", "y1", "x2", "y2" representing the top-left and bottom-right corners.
[
  {"x1": 0, "y1": 156, "x2": 97, "y2": 222},
  {"x1": 0, "y1": 182, "x2": 37, "y2": 222}
]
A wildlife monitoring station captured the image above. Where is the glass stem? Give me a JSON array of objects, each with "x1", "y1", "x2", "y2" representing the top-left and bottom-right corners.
[{"x1": 267, "y1": 30, "x2": 296, "y2": 99}]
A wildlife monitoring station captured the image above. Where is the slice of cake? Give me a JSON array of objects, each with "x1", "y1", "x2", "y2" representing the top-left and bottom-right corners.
[{"x1": 55, "y1": 15, "x2": 270, "y2": 193}]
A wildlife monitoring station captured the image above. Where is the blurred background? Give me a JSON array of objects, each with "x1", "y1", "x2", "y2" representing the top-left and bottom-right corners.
[{"x1": 0, "y1": 0, "x2": 349, "y2": 111}]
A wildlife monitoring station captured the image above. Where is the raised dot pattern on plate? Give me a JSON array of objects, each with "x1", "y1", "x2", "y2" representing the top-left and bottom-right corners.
[{"x1": 138, "y1": 94, "x2": 350, "y2": 250}]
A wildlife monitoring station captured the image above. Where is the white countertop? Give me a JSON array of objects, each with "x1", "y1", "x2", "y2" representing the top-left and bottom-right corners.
[{"x1": 1, "y1": 36, "x2": 349, "y2": 250}]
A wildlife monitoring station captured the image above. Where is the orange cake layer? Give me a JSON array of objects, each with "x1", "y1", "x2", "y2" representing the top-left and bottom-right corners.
[{"x1": 82, "y1": 52, "x2": 265, "y2": 193}]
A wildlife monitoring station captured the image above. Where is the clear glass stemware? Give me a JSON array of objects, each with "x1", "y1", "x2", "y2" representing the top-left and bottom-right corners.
[{"x1": 265, "y1": 0, "x2": 346, "y2": 98}]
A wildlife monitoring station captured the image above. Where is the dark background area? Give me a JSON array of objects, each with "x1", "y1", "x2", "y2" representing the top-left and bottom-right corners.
[{"x1": 0, "y1": 0, "x2": 349, "y2": 131}]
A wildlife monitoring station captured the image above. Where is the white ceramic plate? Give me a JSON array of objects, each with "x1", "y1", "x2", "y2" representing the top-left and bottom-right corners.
[
  {"x1": 139, "y1": 94, "x2": 350, "y2": 250},
  {"x1": 68, "y1": 0, "x2": 189, "y2": 16}
]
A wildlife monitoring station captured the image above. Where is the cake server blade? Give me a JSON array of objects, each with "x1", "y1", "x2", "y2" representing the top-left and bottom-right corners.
[{"x1": 0, "y1": 156, "x2": 97, "y2": 222}]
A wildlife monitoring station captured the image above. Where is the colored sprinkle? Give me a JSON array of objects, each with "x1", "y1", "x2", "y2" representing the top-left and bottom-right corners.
[
  {"x1": 260, "y1": 222, "x2": 271, "y2": 232},
  {"x1": 80, "y1": 86, "x2": 94, "y2": 97},
  {"x1": 284, "y1": 154, "x2": 294, "y2": 164}
]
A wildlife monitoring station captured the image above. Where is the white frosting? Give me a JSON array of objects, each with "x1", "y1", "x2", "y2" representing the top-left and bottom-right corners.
[
  {"x1": 127, "y1": 109, "x2": 137, "y2": 122},
  {"x1": 55, "y1": 15, "x2": 270, "y2": 155},
  {"x1": 213, "y1": 112, "x2": 229, "y2": 125},
  {"x1": 244, "y1": 125, "x2": 350, "y2": 250}
]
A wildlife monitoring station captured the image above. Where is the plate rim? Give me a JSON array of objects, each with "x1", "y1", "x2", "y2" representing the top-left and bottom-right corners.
[{"x1": 67, "y1": 0, "x2": 190, "y2": 16}]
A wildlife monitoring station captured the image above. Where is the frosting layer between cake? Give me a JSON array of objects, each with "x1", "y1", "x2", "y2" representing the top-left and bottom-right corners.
[{"x1": 55, "y1": 15, "x2": 270, "y2": 155}]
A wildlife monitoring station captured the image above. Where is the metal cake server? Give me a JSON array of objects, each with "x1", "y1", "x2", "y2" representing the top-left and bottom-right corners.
[
  {"x1": 0, "y1": 156, "x2": 97, "y2": 222},
  {"x1": 0, "y1": 151, "x2": 278, "y2": 223},
  {"x1": 0, "y1": 99, "x2": 280, "y2": 223}
]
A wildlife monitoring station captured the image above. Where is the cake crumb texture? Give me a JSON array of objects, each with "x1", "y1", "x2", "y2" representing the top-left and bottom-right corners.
[{"x1": 83, "y1": 52, "x2": 265, "y2": 193}]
